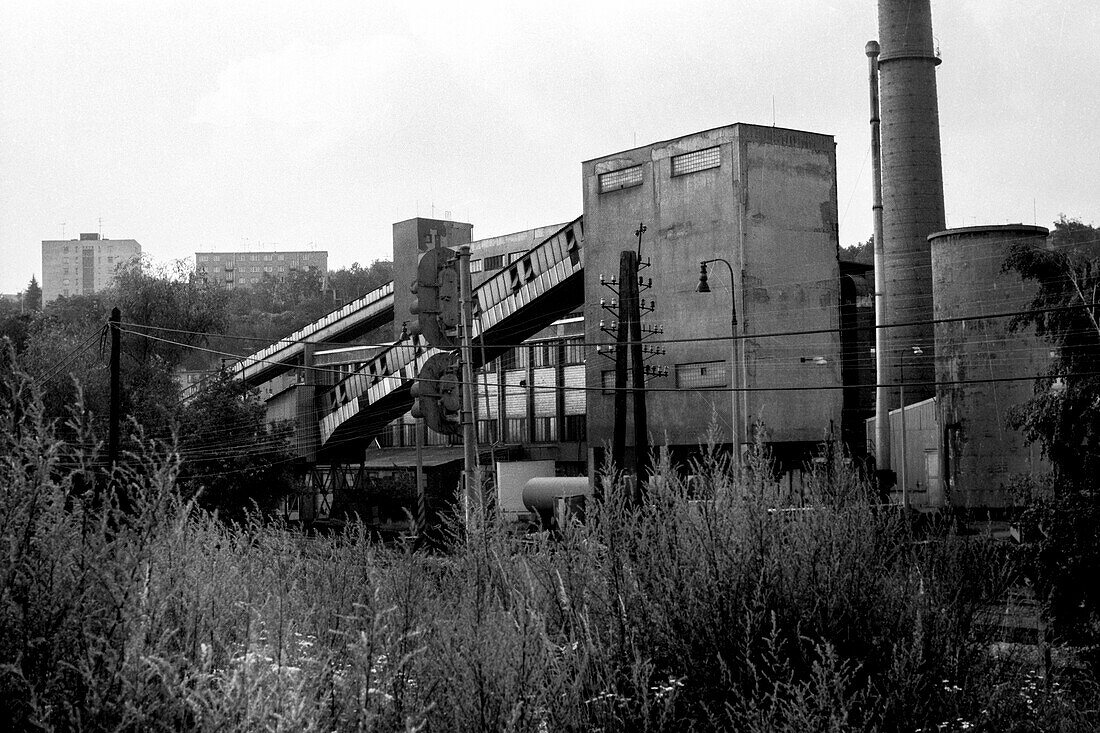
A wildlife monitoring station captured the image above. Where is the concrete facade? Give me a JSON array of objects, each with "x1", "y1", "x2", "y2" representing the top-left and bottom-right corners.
[
  {"x1": 581, "y1": 124, "x2": 843, "y2": 462},
  {"x1": 931, "y1": 224, "x2": 1050, "y2": 507},
  {"x1": 194, "y1": 249, "x2": 328, "y2": 290},
  {"x1": 41, "y1": 233, "x2": 141, "y2": 302},
  {"x1": 391, "y1": 218, "x2": 473, "y2": 339}
]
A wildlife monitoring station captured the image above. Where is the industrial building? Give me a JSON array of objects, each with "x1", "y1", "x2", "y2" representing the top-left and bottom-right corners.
[
  {"x1": 41, "y1": 232, "x2": 141, "y2": 302},
  {"x1": 194, "y1": 249, "x2": 328, "y2": 290},
  {"x1": 187, "y1": 0, "x2": 1061, "y2": 521}
]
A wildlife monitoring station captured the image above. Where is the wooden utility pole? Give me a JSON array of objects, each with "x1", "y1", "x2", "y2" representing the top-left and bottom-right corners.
[
  {"x1": 630, "y1": 225, "x2": 650, "y2": 493},
  {"x1": 108, "y1": 307, "x2": 121, "y2": 472},
  {"x1": 612, "y1": 251, "x2": 632, "y2": 474},
  {"x1": 610, "y1": 246, "x2": 650, "y2": 503},
  {"x1": 107, "y1": 306, "x2": 130, "y2": 514},
  {"x1": 457, "y1": 245, "x2": 481, "y2": 532}
]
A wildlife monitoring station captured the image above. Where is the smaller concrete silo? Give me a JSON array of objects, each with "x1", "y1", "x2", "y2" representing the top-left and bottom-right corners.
[{"x1": 931, "y1": 224, "x2": 1050, "y2": 508}]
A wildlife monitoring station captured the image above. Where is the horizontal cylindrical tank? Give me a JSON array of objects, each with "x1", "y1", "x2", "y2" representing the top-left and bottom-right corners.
[
  {"x1": 523, "y1": 477, "x2": 591, "y2": 529},
  {"x1": 522, "y1": 477, "x2": 591, "y2": 512},
  {"x1": 930, "y1": 224, "x2": 1050, "y2": 507}
]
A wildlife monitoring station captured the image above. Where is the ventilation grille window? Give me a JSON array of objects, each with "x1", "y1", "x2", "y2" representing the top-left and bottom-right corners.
[
  {"x1": 598, "y1": 165, "x2": 643, "y2": 193},
  {"x1": 671, "y1": 146, "x2": 721, "y2": 177},
  {"x1": 675, "y1": 361, "x2": 728, "y2": 389}
]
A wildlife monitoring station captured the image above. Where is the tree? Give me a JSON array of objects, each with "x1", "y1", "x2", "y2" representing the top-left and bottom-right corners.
[
  {"x1": 175, "y1": 370, "x2": 297, "y2": 522},
  {"x1": 840, "y1": 235, "x2": 874, "y2": 265},
  {"x1": 1003, "y1": 216, "x2": 1100, "y2": 493},
  {"x1": 24, "y1": 275, "x2": 42, "y2": 312},
  {"x1": 15, "y1": 258, "x2": 228, "y2": 437},
  {"x1": 1005, "y1": 216, "x2": 1100, "y2": 670},
  {"x1": 327, "y1": 260, "x2": 393, "y2": 304}
]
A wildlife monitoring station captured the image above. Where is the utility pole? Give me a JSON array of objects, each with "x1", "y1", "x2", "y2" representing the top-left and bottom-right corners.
[
  {"x1": 630, "y1": 225, "x2": 650, "y2": 493},
  {"x1": 107, "y1": 306, "x2": 130, "y2": 514},
  {"x1": 612, "y1": 251, "x2": 631, "y2": 474},
  {"x1": 457, "y1": 245, "x2": 481, "y2": 531},
  {"x1": 108, "y1": 307, "x2": 121, "y2": 472}
]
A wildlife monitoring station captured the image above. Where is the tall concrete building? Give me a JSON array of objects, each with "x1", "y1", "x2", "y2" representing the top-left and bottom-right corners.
[
  {"x1": 391, "y1": 218, "x2": 472, "y2": 339},
  {"x1": 583, "y1": 123, "x2": 844, "y2": 470},
  {"x1": 195, "y1": 250, "x2": 328, "y2": 290},
  {"x1": 877, "y1": 0, "x2": 946, "y2": 402},
  {"x1": 41, "y1": 233, "x2": 141, "y2": 302}
]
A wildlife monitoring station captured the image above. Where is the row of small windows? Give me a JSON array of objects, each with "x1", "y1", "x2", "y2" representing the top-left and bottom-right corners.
[
  {"x1": 471, "y1": 250, "x2": 524, "y2": 273},
  {"x1": 600, "y1": 360, "x2": 727, "y2": 392},
  {"x1": 197, "y1": 253, "x2": 324, "y2": 263},
  {"x1": 597, "y1": 145, "x2": 722, "y2": 194},
  {"x1": 498, "y1": 337, "x2": 585, "y2": 370}
]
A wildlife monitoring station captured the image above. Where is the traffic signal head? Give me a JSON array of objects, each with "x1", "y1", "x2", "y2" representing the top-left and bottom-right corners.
[
  {"x1": 411, "y1": 352, "x2": 462, "y2": 436},
  {"x1": 409, "y1": 247, "x2": 460, "y2": 348}
]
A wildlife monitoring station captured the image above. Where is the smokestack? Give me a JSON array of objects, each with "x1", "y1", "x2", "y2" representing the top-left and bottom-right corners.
[
  {"x1": 877, "y1": 0, "x2": 945, "y2": 403},
  {"x1": 867, "y1": 39, "x2": 891, "y2": 477}
]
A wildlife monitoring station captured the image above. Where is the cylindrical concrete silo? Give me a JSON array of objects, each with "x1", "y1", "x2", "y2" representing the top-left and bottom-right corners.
[
  {"x1": 931, "y1": 224, "x2": 1050, "y2": 508},
  {"x1": 877, "y1": 0, "x2": 946, "y2": 403}
]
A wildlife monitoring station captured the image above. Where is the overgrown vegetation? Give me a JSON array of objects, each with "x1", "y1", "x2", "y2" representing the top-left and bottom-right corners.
[
  {"x1": 2, "y1": 359, "x2": 1097, "y2": 731},
  {"x1": 1003, "y1": 216, "x2": 1100, "y2": 676}
]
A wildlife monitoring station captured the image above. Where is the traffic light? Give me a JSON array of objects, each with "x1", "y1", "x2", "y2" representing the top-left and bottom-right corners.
[
  {"x1": 409, "y1": 247, "x2": 460, "y2": 348},
  {"x1": 411, "y1": 352, "x2": 463, "y2": 436}
]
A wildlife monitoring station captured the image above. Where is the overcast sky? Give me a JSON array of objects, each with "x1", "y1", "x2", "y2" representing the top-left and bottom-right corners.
[{"x1": 2, "y1": 0, "x2": 1097, "y2": 294}]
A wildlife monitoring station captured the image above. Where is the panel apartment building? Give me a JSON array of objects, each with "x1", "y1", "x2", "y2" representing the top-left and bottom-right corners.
[
  {"x1": 41, "y1": 233, "x2": 141, "y2": 302},
  {"x1": 195, "y1": 250, "x2": 329, "y2": 290}
]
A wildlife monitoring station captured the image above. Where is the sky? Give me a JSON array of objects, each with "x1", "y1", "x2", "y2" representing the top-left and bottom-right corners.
[{"x1": 2, "y1": 0, "x2": 1098, "y2": 294}]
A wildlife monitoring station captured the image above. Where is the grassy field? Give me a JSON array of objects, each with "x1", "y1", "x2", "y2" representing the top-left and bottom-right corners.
[{"x1": 2, "y1": 378, "x2": 1098, "y2": 731}]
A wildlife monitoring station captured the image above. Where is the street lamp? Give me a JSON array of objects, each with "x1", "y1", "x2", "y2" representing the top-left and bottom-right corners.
[{"x1": 697, "y1": 259, "x2": 741, "y2": 458}]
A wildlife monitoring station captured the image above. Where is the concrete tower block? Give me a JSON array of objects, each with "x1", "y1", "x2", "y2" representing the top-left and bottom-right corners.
[{"x1": 877, "y1": 0, "x2": 946, "y2": 403}]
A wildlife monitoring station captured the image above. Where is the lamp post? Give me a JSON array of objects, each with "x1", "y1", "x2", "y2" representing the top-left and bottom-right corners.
[{"x1": 697, "y1": 259, "x2": 741, "y2": 458}]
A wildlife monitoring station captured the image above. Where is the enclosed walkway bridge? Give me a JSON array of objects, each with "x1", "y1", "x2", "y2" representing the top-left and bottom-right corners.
[{"x1": 318, "y1": 217, "x2": 584, "y2": 460}]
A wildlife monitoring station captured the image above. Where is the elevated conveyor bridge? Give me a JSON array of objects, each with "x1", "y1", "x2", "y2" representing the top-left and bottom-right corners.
[
  {"x1": 318, "y1": 217, "x2": 584, "y2": 459},
  {"x1": 181, "y1": 281, "x2": 396, "y2": 401}
]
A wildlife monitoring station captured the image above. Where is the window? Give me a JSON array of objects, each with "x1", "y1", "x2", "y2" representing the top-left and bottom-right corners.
[
  {"x1": 278, "y1": 254, "x2": 285, "y2": 261},
  {"x1": 671, "y1": 146, "x2": 721, "y2": 176},
  {"x1": 250, "y1": 277, "x2": 259, "y2": 283},
  {"x1": 508, "y1": 251, "x2": 525, "y2": 264},
  {"x1": 264, "y1": 254, "x2": 272, "y2": 261},
  {"x1": 533, "y1": 341, "x2": 557, "y2": 368},
  {"x1": 500, "y1": 346, "x2": 529, "y2": 371},
  {"x1": 483, "y1": 254, "x2": 505, "y2": 271},
  {"x1": 533, "y1": 417, "x2": 557, "y2": 442},
  {"x1": 563, "y1": 414, "x2": 586, "y2": 441},
  {"x1": 562, "y1": 337, "x2": 584, "y2": 364},
  {"x1": 598, "y1": 164, "x2": 643, "y2": 193},
  {"x1": 470, "y1": 259, "x2": 483, "y2": 273},
  {"x1": 198, "y1": 254, "x2": 208, "y2": 262},
  {"x1": 505, "y1": 418, "x2": 527, "y2": 442},
  {"x1": 675, "y1": 361, "x2": 728, "y2": 389}
]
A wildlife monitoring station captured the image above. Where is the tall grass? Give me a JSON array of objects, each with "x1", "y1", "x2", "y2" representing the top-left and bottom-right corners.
[{"x1": 2, "y1": 361, "x2": 1096, "y2": 731}]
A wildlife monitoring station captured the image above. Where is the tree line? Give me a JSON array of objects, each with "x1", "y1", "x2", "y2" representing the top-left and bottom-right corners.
[{"x1": 0, "y1": 256, "x2": 392, "y2": 520}]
